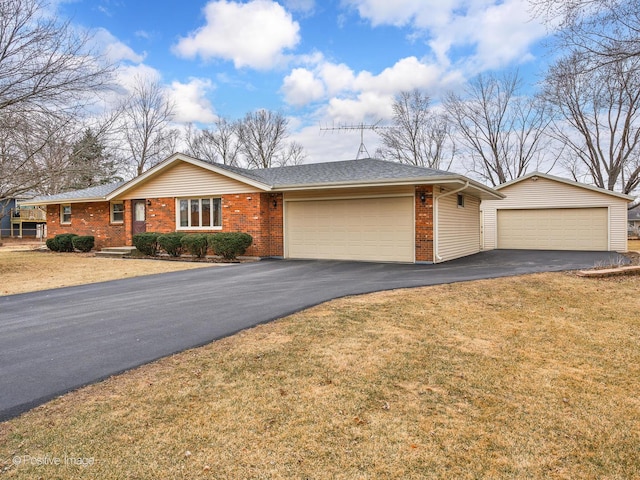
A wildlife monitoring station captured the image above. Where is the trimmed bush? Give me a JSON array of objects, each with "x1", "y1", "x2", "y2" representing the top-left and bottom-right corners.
[
  {"x1": 133, "y1": 232, "x2": 160, "y2": 256},
  {"x1": 208, "y1": 232, "x2": 253, "y2": 260},
  {"x1": 46, "y1": 238, "x2": 60, "y2": 252},
  {"x1": 157, "y1": 232, "x2": 186, "y2": 257},
  {"x1": 181, "y1": 234, "x2": 209, "y2": 258},
  {"x1": 54, "y1": 233, "x2": 78, "y2": 252},
  {"x1": 72, "y1": 235, "x2": 95, "y2": 252}
]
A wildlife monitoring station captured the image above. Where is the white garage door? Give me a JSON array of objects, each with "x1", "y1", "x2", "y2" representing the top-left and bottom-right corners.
[
  {"x1": 285, "y1": 197, "x2": 414, "y2": 262},
  {"x1": 497, "y1": 208, "x2": 608, "y2": 250}
]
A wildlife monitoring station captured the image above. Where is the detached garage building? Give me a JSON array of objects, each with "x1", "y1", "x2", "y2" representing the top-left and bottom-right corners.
[
  {"x1": 27, "y1": 154, "x2": 504, "y2": 263},
  {"x1": 481, "y1": 172, "x2": 633, "y2": 252}
]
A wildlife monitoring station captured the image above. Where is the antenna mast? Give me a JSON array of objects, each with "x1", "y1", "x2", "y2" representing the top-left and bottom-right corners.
[{"x1": 320, "y1": 122, "x2": 385, "y2": 159}]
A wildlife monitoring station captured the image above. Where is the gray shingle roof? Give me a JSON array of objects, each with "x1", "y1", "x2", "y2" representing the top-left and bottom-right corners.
[
  {"x1": 26, "y1": 157, "x2": 482, "y2": 204},
  {"x1": 28, "y1": 182, "x2": 125, "y2": 203},
  {"x1": 215, "y1": 158, "x2": 456, "y2": 187}
]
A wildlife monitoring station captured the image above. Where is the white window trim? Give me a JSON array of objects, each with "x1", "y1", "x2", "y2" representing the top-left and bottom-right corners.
[
  {"x1": 457, "y1": 193, "x2": 465, "y2": 208},
  {"x1": 61, "y1": 204, "x2": 71, "y2": 224},
  {"x1": 176, "y1": 197, "x2": 223, "y2": 230},
  {"x1": 110, "y1": 201, "x2": 124, "y2": 224}
]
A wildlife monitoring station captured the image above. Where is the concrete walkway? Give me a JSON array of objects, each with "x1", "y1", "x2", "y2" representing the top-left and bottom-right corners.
[{"x1": 0, "y1": 249, "x2": 625, "y2": 421}]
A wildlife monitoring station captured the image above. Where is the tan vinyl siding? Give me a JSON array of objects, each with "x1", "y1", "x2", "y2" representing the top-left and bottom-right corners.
[
  {"x1": 119, "y1": 161, "x2": 261, "y2": 200},
  {"x1": 436, "y1": 193, "x2": 480, "y2": 262},
  {"x1": 284, "y1": 186, "x2": 414, "y2": 201},
  {"x1": 481, "y1": 176, "x2": 628, "y2": 251}
]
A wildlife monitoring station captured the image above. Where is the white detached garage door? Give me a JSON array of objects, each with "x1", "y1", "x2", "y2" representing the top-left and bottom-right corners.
[
  {"x1": 285, "y1": 197, "x2": 414, "y2": 262},
  {"x1": 497, "y1": 208, "x2": 608, "y2": 250}
]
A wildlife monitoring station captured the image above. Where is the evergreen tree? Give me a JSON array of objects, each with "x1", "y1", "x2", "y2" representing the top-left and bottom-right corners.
[{"x1": 66, "y1": 129, "x2": 122, "y2": 190}]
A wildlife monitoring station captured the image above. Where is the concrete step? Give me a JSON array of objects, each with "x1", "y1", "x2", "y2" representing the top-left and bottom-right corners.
[{"x1": 96, "y1": 246, "x2": 138, "y2": 258}]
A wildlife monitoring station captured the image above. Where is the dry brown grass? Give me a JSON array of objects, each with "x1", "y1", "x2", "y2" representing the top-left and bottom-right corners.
[
  {"x1": 628, "y1": 239, "x2": 640, "y2": 251},
  {"x1": 1, "y1": 272, "x2": 638, "y2": 479},
  {"x1": 0, "y1": 248, "x2": 217, "y2": 296}
]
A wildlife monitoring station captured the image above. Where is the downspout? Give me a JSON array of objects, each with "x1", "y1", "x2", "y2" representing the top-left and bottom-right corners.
[{"x1": 433, "y1": 181, "x2": 469, "y2": 263}]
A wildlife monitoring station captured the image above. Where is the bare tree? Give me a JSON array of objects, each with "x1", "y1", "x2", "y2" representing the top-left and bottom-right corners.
[
  {"x1": 443, "y1": 71, "x2": 553, "y2": 186},
  {"x1": 531, "y1": 0, "x2": 640, "y2": 67},
  {"x1": 185, "y1": 117, "x2": 241, "y2": 166},
  {"x1": 276, "y1": 141, "x2": 306, "y2": 167},
  {"x1": 236, "y1": 110, "x2": 305, "y2": 168},
  {"x1": 0, "y1": 0, "x2": 113, "y2": 203},
  {"x1": 0, "y1": 0, "x2": 113, "y2": 115},
  {"x1": 119, "y1": 76, "x2": 178, "y2": 175},
  {"x1": 543, "y1": 53, "x2": 640, "y2": 194},
  {"x1": 375, "y1": 89, "x2": 456, "y2": 170}
]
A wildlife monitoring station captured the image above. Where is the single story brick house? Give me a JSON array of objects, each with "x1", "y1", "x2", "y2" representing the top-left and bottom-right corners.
[
  {"x1": 26, "y1": 153, "x2": 503, "y2": 263},
  {"x1": 481, "y1": 172, "x2": 633, "y2": 252}
]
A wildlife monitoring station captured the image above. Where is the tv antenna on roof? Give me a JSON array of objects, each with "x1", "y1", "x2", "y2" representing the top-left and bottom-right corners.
[{"x1": 320, "y1": 121, "x2": 388, "y2": 159}]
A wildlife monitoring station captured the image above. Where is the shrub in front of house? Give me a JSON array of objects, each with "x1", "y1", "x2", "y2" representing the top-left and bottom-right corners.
[
  {"x1": 53, "y1": 233, "x2": 78, "y2": 252},
  {"x1": 46, "y1": 238, "x2": 60, "y2": 252},
  {"x1": 157, "y1": 232, "x2": 186, "y2": 257},
  {"x1": 72, "y1": 235, "x2": 95, "y2": 253},
  {"x1": 133, "y1": 232, "x2": 160, "y2": 256},
  {"x1": 181, "y1": 234, "x2": 209, "y2": 258},
  {"x1": 208, "y1": 232, "x2": 253, "y2": 260}
]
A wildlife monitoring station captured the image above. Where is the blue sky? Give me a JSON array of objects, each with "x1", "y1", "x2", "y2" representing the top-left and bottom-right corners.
[{"x1": 58, "y1": 0, "x2": 552, "y2": 163}]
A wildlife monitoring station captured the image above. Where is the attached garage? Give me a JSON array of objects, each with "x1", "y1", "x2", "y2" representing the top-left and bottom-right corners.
[
  {"x1": 481, "y1": 172, "x2": 633, "y2": 252},
  {"x1": 285, "y1": 195, "x2": 414, "y2": 262}
]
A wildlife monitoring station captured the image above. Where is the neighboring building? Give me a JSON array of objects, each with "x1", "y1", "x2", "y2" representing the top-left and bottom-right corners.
[
  {"x1": 25, "y1": 154, "x2": 503, "y2": 263},
  {"x1": 0, "y1": 194, "x2": 47, "y2": 238},
  {"x1": 629, "y1": 206, "x2": 640, "y2": 237},
  {"x1": 481, "y1": 172, "x2": 634, "y2": 252}
]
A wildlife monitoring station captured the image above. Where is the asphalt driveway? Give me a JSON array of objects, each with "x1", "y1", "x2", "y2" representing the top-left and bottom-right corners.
[{"x1": 0, "y1": 249, "x2": 626, "y2": 421}]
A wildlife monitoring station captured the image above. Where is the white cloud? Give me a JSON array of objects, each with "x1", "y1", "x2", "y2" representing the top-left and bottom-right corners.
[
  {"x1": 326, "y1": 91, "x2": 393, "y2": 123},
  {"x1": 282, "y1": 68, "x2": 325, "y2": 106},
  {"x1": 116, "y1": 64, "x2": 162, "y2": 92},
  {"x1": 319, "y1": 62, "x2": 356, "y2": 95},
  {"x1": 470, "y1": 0, "x2": 546, "y2": 70},
  {"x1": 344, "y1": 0, "x2": 547, "y2": 71},
  {"x1": 281, "y1": 56, "x2": 455, "y2": 122},
  {"x1": 344, "y1": 0, "x2": 458, "y2": 28},
  {"x1": 353, "y1": 57, "x2": 442, "y2": 94},
  {"x1": 168, "y1": 78, "x2": 217, "y2": 124},
  {"x1": 173, "y1": 0, "x2": 301, "y2": 69},
  {"x1": 93, "y1": 28, "x2": 146, "y2": 63}
]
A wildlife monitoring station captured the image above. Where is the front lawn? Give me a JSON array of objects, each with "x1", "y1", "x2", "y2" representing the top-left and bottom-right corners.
[
  {"x1": 1, "y1": 272, "x2": 638, "y2": 479},
  {"x1": 0, "y1": 249, "x2": 215, "y2": 296}
]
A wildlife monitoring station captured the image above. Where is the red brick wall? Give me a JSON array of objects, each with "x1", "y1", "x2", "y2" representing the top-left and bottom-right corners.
[
  {"x1": 145, "y1": 198, "x2": 176, "y2": 234},
  {"x1": 221, "y1": 192, "x2": 283, "y2": 257},
  {"x1": 260, "y1": 192, "x2": 283, "y2": 257},
  {"x1": 116, "y1": 194, "x2": 285, "y2": 257},
  {"x1": 415, "y1": 186, "x2": 434, "y2": 262},
  {"x1": 46, "y1": 202, "x2": 126, "y2": 249}
]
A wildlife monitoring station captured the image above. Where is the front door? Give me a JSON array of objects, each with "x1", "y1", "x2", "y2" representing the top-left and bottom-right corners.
[{"x1": 132, "y1": 200, "x2": 147, "y2": 235}]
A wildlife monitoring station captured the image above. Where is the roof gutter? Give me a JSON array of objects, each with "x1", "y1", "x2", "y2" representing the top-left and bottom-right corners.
[{"x1": 434, "y1": 182, "x2": 469, "y2": 263}]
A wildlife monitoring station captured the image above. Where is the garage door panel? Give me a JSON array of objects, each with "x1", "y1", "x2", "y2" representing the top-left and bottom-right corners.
[
  {"x1": 498, "y1": 208, "x2": 608, "y2": 250},
  {"x1": 286, "y1": 197, "x2": 414, "y2": 262}
]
